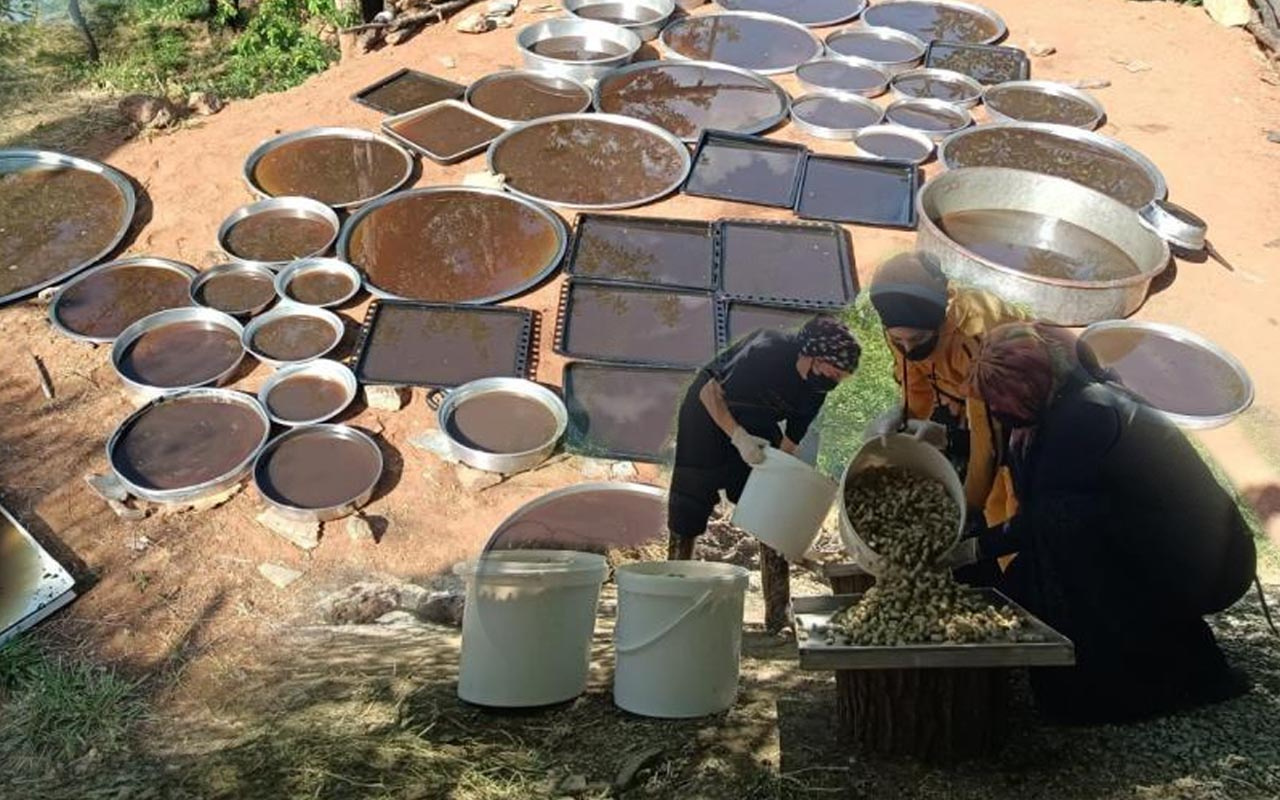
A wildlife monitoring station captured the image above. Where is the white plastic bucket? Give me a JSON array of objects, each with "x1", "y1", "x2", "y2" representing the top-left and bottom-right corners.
[
  {"x1": 454, "y1": 549, "x2": 608, "y2": 707},
  {"x1": 838, "y1": 433, "x2": 968, "y2": 576},
  {"x1": 731, "y1": 447, "x2": 839, "y2": 561},
  {"x1": 613, "y1": 560, "x2": 750, "y2": 718}
]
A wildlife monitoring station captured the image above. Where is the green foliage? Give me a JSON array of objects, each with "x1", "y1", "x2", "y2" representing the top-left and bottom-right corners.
[
  {"x1": 215, "y1": 0, "x2": 339, "y2": 98},
  {"x1": 816, "y1": 296, "x2": 900, "y2": 478}
]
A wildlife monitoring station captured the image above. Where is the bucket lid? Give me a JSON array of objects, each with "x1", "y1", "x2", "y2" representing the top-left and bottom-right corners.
[{"x1": 454, "y1": 549, "x2": 609, "y2": 583}]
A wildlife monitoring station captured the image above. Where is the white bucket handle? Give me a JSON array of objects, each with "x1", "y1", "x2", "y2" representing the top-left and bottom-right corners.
[{"x1": 615, "y1": 588, "x2": 714, "y2": 654}]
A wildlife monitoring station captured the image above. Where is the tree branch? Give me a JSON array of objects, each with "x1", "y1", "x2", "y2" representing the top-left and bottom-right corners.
[{"x1": 66, "y1": 0, "x2": 99, "y2": 64}]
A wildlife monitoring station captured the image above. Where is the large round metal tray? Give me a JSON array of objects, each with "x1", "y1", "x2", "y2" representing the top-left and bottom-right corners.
[
  {"x1": 982, "y1": 80, "x2": 1106, "y2": 130},
  {"x1": 111, "y1": 307, "x2": 246, "y2": 402},
  {"x1": 435, "y1": 377, "x2": 568, "y2": 474},
  {"x1": 49, "y1": 256, "x2": 197, "y2": 344},
  {"x1": 486, "y1": 113, "x2": 691, "y2": 210},
  {"x1": 484, "y1": 481, "x2": 666, "y2": 552},
  {"x1": 1079, "y1": 321, "x2": 1253, "y2": 429},
  {"x1": 789, "y1": 93, "x2": 885, "y2": 140},
  {"x1": 252, "y1": 424, "x2": 384, "y2": 522},
  {"x1": 862, "y1": 0, "x2": 1006, "y2": 46},
  {"x1": 660, "y1": 11, "x2": 824, "y2": 75},
  {"x1": 106, "y1": 387, "x2": 271, "y2": 505},
  {"x1": 241, "y1": 127, "x2": 414, "y2": 210},
  {"x1": 824, "y1": 26, "x2": 927, "y2": 74},
  {"x1": 717, "y1": 0, "x2": 868, "y2": 28},
  {"x1": 465, "y1": 70, "x2": 593, "y2": 123},
  {"x1": 0, "y1": 149, "x2": 137, "y2": 306},
  {"x1": 592, "y1": 60, "x2": 791, "y2": 143},
  {"x1": 795, "y1": 57, "x2": 890, "y2": 98},
  {"x1": 939, "y1": 122, "x2": 1167, "y2": 209},
  {"x1": 338, "y1": 186, "x2": 568, "y2": 302},
  {"x1": 915, "y1": 167, "x2": 1170, "y2": 325}
]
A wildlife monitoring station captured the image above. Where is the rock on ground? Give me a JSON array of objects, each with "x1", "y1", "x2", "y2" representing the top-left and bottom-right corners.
[
  {"x1": 118, "y1": 94, "x2": 178, "y2": 128},
  {"x1": 347, "y1": 514, "x2": 376, "y2": 542},
  {"x1": 186, "y1": 91, "x2": 223, "y2": 116},
  {"x1": 365, "y1": 385, "x2": 410, "y2": 411},
  {"x1": 416, "y1": 590, "x2": 465, "y2": 627},
  {"x1": 258, "y1": 563, "x2": 303, "y2": 589},
  {"x1": 256, "y1": 509, "x2": 320, "y2": 550}
]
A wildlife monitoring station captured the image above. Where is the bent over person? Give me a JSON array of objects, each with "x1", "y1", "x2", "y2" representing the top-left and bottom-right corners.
[{"x1": 668, "y1": 316, "x2": 860, "y2": 633}]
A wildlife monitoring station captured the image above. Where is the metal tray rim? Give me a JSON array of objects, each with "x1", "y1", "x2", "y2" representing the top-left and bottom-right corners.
[
  {"x1": 554, "y1": 278, "x2": 719, "y2": 369},
  {"x1": 566, "y1": 212, "x2": 716, "y2": 290},
  {"x1": 381, "y1": 98, "x2": 510, "y2": 165},
  {"x1": 923, "y1": 40, "x2": 1030, "y2": 84},
  {"x1": 0, "y1": 149, "x2": 138, "y2": 307},
  {"x1": 824, "y1": 25, "x2": 927, "y2": 69},
  {"x1": 884, "y1": 97, "x2": 973, "y2": 141},
  {"x1": 851, "y1": 123, "x2": 936, "y2": 165},
  {"x1": 274, "y1": 257, "x2": 363, "y2": 308},
  {"x1": 350, "y1": 67, "x2": 466, "y2": 115},
  {"x1": 659, "y1": 10, "x2": 825, "y2": 75},
  {"x1": 216, "y1": 195, "x2": 340, "y2": 270},
  {"x1": 252, "y1": 424, "x2": 384, "y2": 522},
  {"x1": 715, "y1": 217, "x2": 857, "y2": 305},
  {"x1": 189, "y1": 262, "x2": 278, "y2": 317},
  {"x1": 789, "y1": 92, "x2": 886, "y2": 140},
  {"x1": 717, "y1": 0, "x2": 868, "y2": 28},
  {"x1": 794, "y1": 152, "x2": 920, "y2": 229},
  {"x1": 889, "y1": 67, "x2": 983, "y2": 108},
  {"x1": 240, "y1": 303, "x2": 344, "y2": 367},
  {"x1": 684, "y1": 129, "x2": 809, "y2": 209},
  {"x1": 240, "y1": 126, "x2": 415, "y2": 210},
  {"x1": 256, "y1": 358, "x2": 358, "y2": 427},
  {"x1": 465, "y1": 69, "x2": 593, "y2": 123},
  {"x1": 982, "y1": 79, "x2": 1106, "y2": 130},
  {"x1": 863, "y1": 0, "x2": 1007, "y2": 46},
  {"x1": 110, "y1": 306, "x2": 246, "y2": 401},
  {"x1": 48, "y1": 256, "x2": 198, "y2": 343},
  {"x1": 795, "y1": 56, "x2": 891, "y2": 99},
  {"x1": 716, "y1": 297, "x2": 830, "y2": 351}
]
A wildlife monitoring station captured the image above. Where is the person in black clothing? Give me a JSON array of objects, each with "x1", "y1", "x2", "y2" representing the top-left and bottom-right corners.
[
  {"x1": 956, "y1": 322, "x2": 1256, "y2": 722},
  {"x1": 668, "y1": 316, "x2": 860, "y2": 633}
]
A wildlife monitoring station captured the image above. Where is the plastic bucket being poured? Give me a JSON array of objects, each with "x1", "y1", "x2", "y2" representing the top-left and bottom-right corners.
[
  {"x1": 613, "y1": 560, "x2": 750, "y2": 718},
  {"x1": 730, "y1": 447, "x2": 839, "y2": 561},
  {"x1": 838, "y1": 432, "x2": 967, "y2": 576},
  {"x1": 454, "y1": 549, "x2": 609, "y2": 707}
]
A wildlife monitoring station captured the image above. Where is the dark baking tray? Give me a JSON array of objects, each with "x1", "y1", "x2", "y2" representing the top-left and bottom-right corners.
[
  {"x1": 350, "y1": 300, "x2": 535, "y2": 388},
  {"x1": 554, "y1": 280, "x2": 717, "y2": 368},
  {"x1": 683, "y1": 130, "x2": 808, "y2": 209},
  {"x1": 566, "y1": 213, "x2": 715, "y2": 290},
  {"x1": 715, "y1": 218, "x2": 855, "y2": 308},
  {"x1": 562, "y1": 361, "x2": 696, "y2": 463},
  {"x1": 924, "y1": 42, "x2": 1030, "y2": 86},
  {"x1": 795, "y1": 153, "x2": 919, "y2": 229},
  {"x1": 717, "y1": 299, "x2": 824, "y2": 350},
  {"x1": 351, "y1": 68, "x2": 467, "y2": 115}
]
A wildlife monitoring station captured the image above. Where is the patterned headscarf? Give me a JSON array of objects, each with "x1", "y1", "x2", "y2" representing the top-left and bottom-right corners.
[
  {"x1": 798, "y1": 315, "x2": 861, "y2": 372},
  {"x1": 973, "y1": 322, "x2": 1079, "y2": 455}
]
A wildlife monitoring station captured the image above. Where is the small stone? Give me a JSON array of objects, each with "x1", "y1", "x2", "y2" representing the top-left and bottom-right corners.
[
  {"x1": 186, "y1": 91, "x2": 223, "y2": 116},
  {"x1": 347, "y1": 514, "x2": 376, "y2": 542},
  {"x1": 455, "y1": 463, "x2": 504, "y2": 492},
  {"x1": 256, "y1": 508, "x2": 320, "y2": 550},
  {"x1": 1110, "y1": 56, "x2": 1151, "y2": 73},
  {"x1": 440, "y1": 55, "x2": 457, "y2": 69},
  {"x1": 1069, "y1": 78, "x2": 1111, "y2": 90},
  {"x1": 107, "y1": 498, "x2": 147, "y2": 521},
  {"x1": 1028, "y1": 41, "x2": 1055, "y2": 57},
  {"x1": 462, "y1": 171, "x2": 506, "y2": 189},
  {"x1": 456, "y1": 12, "x2": 494, "y2": 33},
  {"x1": 1204, "y1": 0, "x2": 1252, "y2": 28},
  {"x1": 417, "y1": 590, "x2": 465, "y2": 626},
  {"x1": 559, "y1": 774, "x2": 588, "y2": 794},
  {"x1": 365, "y1": 384, "x2": 410, "y2": 411},
  {"x1": 487, "y1": 0, "x2": 517, "y2": 14},
  {"x1": 319, "y1": 583, "x2": 402, "y2": 624},
  {"x1": 408, "y1": 429, "x2": 460, "y2": 462},
  {"x1": 128, "y1": 535, "x2": 152, "y2": 552},
  {"x1": 1264, "y1": 238, "x2": 1280, "y2": 248},
  {"x1": 376, "y1": 609, "x2": 420, "y2": 626},
  {"x1": 610, "y1": 461, "x2": 638, "y2": 480},
  {"x1": 85, "y1": 472, "x2": 129, "y2": 502},
  {"x1": 118, "y1": 94, "x2": 177, "y2": 128},
  {"x1": 1267, "y1": 130, "x2": 1280, "y2": 144},
  {"x1": 258, "y1": 562, "x2": 303, "y2": 589},
  {"x1": 491, "y1": 15, "x2": 514, "y2": 28}
]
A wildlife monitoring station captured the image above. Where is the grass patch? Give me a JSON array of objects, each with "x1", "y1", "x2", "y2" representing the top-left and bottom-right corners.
[{"x1": 0, "y1": 634, "x2": 145, "y2": 763}]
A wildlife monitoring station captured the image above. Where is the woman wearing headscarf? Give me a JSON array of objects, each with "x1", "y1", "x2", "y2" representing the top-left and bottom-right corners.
[
  {"x1": 866, "y1": 253, "x2": 1027, "y2": 533},
  {"x1": 668, "y1": 315, "x2": 860, "y2": 633},
  {"x1": 956, "y1": 322, "x2": 1256, "y2": 722}
]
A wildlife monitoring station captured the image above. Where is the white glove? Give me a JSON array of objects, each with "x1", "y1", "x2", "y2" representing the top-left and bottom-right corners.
[
  {"x1": 904, "y1": 419, "x2": 948, "y2": 450},
  {"x1": 730, "y1": 426, "x2": 768, "y2": 466},
  {"x1": 937, "y1": 537, "x2": 980, "y2": 568},
  {"x1": 866, "y1": 409, "x2": 904, "y2": 442}
]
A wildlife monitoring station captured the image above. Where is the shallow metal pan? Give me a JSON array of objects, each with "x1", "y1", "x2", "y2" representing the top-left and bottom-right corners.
[
  {"x1": 252, "y1": 424, "x2": 384, "y2": 522},
  {"x1": 241, "y1": 127, "x2": 414, "y2": 211},
  {"x1": 889, "y1": 67, "x2": 983, "y2": 108},
  {"x1": 517, "y1": 17, "x2": 643, "y2": 82},
  {"x1": 274, "y1": 257, "x2": 363, "y2": 308},
  {"x1": 48, "y1": 256, "x2": 197, "y2": 344},
  {"x1": 466, "y1": 70, "x2": 593, "y2": 123},
  {"x1": 257, "y1": 358, "x2": 359, "y2": 427},
  {"x1": 824, "y1": 26, "x2": 926, "y2": 75},
  {"x1": 111, "y1": 307, "x2": 246, "y2": 402},
  {"x1": 241, "y1": 304, "x2": 345, "y2": 367},
  {"x1": 216, "y1": 196, "x2": 340, "y2": 270},
  {"x1": 659, "y1": 10, "x2": 824, "y2": 75},
  {"x1": 562, "y1": 0, "x2": 675, "y2": 40},
  {"x1": 795, "y1": 56, "x2": 890, "y2": 99},
  {"x1": 190, "y1": 262, "x2": 278, "y2": 317},
  {"x1": 789, "y1": 92, "x2": 885, "y2": 140},
  {"x1": 982, "y1": 80, "x2": 1105, "y2": 130},
  {"x1": 884, "y1": 98, "x2": 972, "y2": 142},
  {"x1": 432, "y1": 377, "x2": 568, "y2": 474},
  {"x1": 863, "y1": 0, "x2": 1007, "y2": 46},
  {"x1": 350, "y1": 68, "x2": 466, "y2": 115},
  {"x1": 381, "y1": 99, "x2": 510, "y2": 165}
]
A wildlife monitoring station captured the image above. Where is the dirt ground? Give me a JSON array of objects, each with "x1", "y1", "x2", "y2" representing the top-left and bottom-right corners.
[{"x1": 3, "y1": 0, "x2": 1280, "y2": 797}]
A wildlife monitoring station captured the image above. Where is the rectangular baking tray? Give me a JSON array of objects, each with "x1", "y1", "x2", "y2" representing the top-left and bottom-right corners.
[
  {"x1": 793, "y1": 592, "x2": 1075, "y2": 671},
  {"x1": 683, "y1": 130, "x2": 808, "y2": 209},
  {"x1": 554, "y1": 280, "x2": 718, "y2": 368},
  {"x1": 715, "y1": 218, "x2": 856, "y2": 308},
  {"x1": 794, "y1": 153, "x2": 919, "y2": 229},
  {"x1": 1, "y1": 503, "x2": 76, "y2": 646},
  {"x1": 717, "y1": 299, "x2": 824, "y2": 350},
  {"x1": 351, "y1": 68, "x2": 466, "y2": 115},
  {"x1": 567, "y1": 213, "x2": 715, "y2": 291},
  {"x1": 350, "y1": 300, "x2": 535, "y2": 388},
  {"x1": 562, "y1": 361, "x2": 697, "y2": 463},
  {"x1": 923, "y1": 42, "x2": 1031, "y2": 86},
  {"x1": 381, "y1": 99, "x2": 509, "y2": 165}
]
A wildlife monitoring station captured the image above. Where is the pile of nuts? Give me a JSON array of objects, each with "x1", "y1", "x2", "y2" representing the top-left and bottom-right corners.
[{"x1": 830, "y1": 466, "x2": 1033, "y2": 646}]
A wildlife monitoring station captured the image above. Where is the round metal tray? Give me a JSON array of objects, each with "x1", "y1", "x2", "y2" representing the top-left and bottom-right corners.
[
  {"x1": 337, "y1": 186, "x2": 568, "y2": 303},
  {"x1": 939, "y1": 122, "x2": 1168, "y2": 209},
  {"x1": 0, "y1": 149, "x2": 137, "y2": 307},
  {"x1": 789, "y1": 92, "x2": 885, "y2": 140},
  {"x1": 824, "y1": 26, "x2": 926, "y2": 74},
  {"x1": 274, "y1": 257, "x2": 362, "y2": 308},
  {"x1": 241, "y1": 127, "x2": 414, "y2": 210},
  {"x1": 863, "y1": 0, "x2": 1007, "y2": 46},
  {"x1": 592, "y1": 60, "x2": 791, "y2": 143},
  {"x1": 189, "y1": 262, "x2": 278, "y2": 317},
  {"x1": 107, "y1": 387, "x2": 271, "y2": 505},
  {"x1": 660, "y1": 11, "x2": 824, "y2": 75},
  {"x1": 517, "y1": 17, "x2": 643, "y2": 82},
  {"x1": 795, "y1": 57, "x2": 890, "y2": 99},
  {"x1": 434, "y1": 377, "x2": 568, "y2": 474},
  {"x1": 716, "y1": 0, "x2": 868, "y2": 28},
  {"x1": 252, "y1": 424, "x2": 384, "y2": 522},
  {"x1": 562, "y1": 0, "x2": 675, "y2": 40},
  {"x1": 889, "y1": 67, "x2": 983, "y2": 108},
  {"x1": 884, "y1": 98, "x2": 972, "y2": 141},
  {"x1": 216, "y1": 196, "x2": 340, "y2": 270},
  {"x1": 464, "y1": 70, "x2": 593, "y2": 123},
  {"x1": 982, "y1": 80, "x2": 1106, "y2": 130},
  {"x1": 241, "y1": 304, "x2": 344, "y2": 367},
  {"x1": 1078, "y1": 320, "x2": 1253, "y2": 429},
  {"x1": 484, "y1": 481, "x2": 666, "y2": 551},
  {"x1": 111, "y1": 306, "x2": 246, "y2": 402},
  {"x1": 486, "y1": 113, "x2": 692, "y2": 210},
  {"x1": 257, "y1": 359, "x2": 358, "y2": 426},
  {"x1": 48, "y1": 256, "x2": 197, "y2": 344},
  {"x1": 852, "y1": 123, "x2": 936, "y2": 164}
]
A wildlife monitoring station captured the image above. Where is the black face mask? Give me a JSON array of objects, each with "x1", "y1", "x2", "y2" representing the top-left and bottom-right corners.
[
  {"x1": 806, "y1": 370, "x2": 839, "y2": 393},
  {"x1": 895, "y1": 333, "x2": 939, "y2": 361}
]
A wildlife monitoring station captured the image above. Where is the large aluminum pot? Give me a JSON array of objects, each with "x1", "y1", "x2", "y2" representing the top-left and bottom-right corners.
[{"x1": 915, "y1": 167, "x2": 1170, "y2": 326}]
